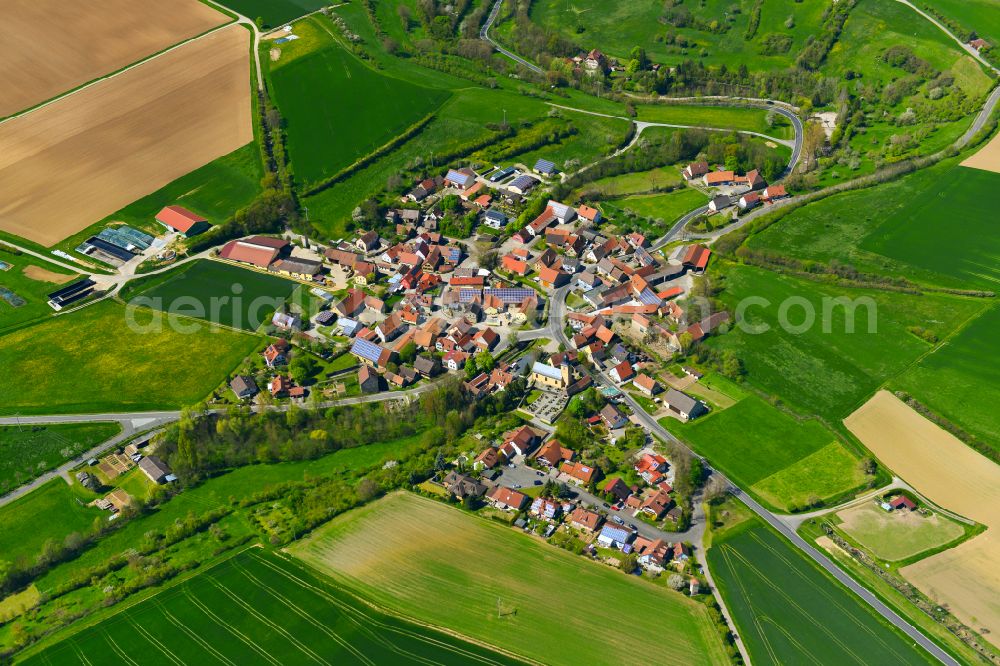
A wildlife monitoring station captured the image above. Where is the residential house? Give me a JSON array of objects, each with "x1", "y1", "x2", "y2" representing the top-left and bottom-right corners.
[
  {"x1": 443, "y1": 349, "x2": 469, "y2": 371},
  {"x1": 351, "y1": 338, "x2": 394, "y2": 370},
  {"x1": 708, "y1": 194, "x2": 732, "y2": 213},
  {"x1": 271, "y1": 257, "x2": 323, "y2": 279},
  {"x1": 609, "y1": 360, "x2": 634, "y2": 384},
  {"x1": 444, "y1": 168, "x2": 476, "y2": 190},
  {"x1": 534, "y1": 439, "x2": 574, "y2": 468},
  {"x1": 604, "y1": 477, "x2": 632, "y2": 503},
  {"x1": 635, "y1": 453, "x2": 668, "y2": 484},
  {"x1": 442, "y1": 471, "x2": 486, "y2": 499},
  {"x1": 577, "y1": 204, "x2": 602, "y2": 224},
  {"x1": 703, "y1": 170, "x2": 735, "y2": 187},
  {"x1": 597, "y1": 524, "x2": 634, "y2": 550},
  {"x1": 683, "y1": 161, "x2": 709, "y2": 180},
  {"x1": 560, "y1": 460, "x2": 597, "y2": 486},
  {"x1": 413, "y1": 355, "x2": 441, "y2": 377},
  {"x1": 633, "y1": 536, "x2": 671, "y2": 569},
  {"x1": 633, "y1": 373, "x2": 660, "y2": 396},
  {"x1": 268, "y1": 374, "x2": 292, "y2": 397},
  {"x1": 487, "y1": 486, "x2": 529, "y2": 512},
  {"x1": 641, "y1": 489, "x2": 675, "y2": 519},
  {"x1": 584, "y1": 49, "x2": 608, "y2": 72},
  {"x1": 600, "y1": 403, "x2": 628, "y2": 430},
  {"x1": 474, "y1": 447, "x2": 502, "y2": 470},
  {"x1": 271, "y1": 311, "x2": 301, "y2": 331},
  {"x1": 502, "y1": 425, "x2": 540, "y2": 458},
  {"x1": 530, "y1": 497, "x2": 563, "y2": 520},
  {"x1": 483, "y1": 209, "x2": 507, "y2": 229},
  {"x1": 263, "y1": 340, "x2": 289, "y2": 367},
  {"x1": 376, "y1": 312, "x2": 407, "y2": 343},
  {"x1": 568, "y1": 507, "x2": 603, "y2": 532},
  {"x1": 762, "y1": 184, "x2": 788, "y2": 200},
  {"x1": 230, "y1": 375, "x2": 258, "y2": 400},
  {"x1": 890, "y1": 495, "x2": 917, "y2": 511},
  {"x1": 358, "y1": 365, "x2": 380, "y2": 393},
  {"x1": 681, "y1": 244, "x2": 712, "y2": 273},
  {"x1": 738, "y1": 191, "x2": 761, "y2": 210}
]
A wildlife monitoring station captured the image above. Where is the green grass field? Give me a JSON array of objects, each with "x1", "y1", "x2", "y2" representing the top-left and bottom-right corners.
[
  {"x1": 0, "y1": 480, "x2": 101, "y2": 567},
  {"x1": 925, "y1": 0, "x2": 1000, "y2": 46},
  {"x1": 0, "y1": 423, "x2": 120, "y2": 495},
  {"x1": 662, "y1": 395, "x2": 865, "y2": 511},
  {"x1": 604, "y1": 187, "x2": 709, "y2": 223},
  {"x1": 705, "y1": 262, "x2": 989, "y2": 423},
  {"x1": 747, "y1": 160, "x2": 1000, "y2": 289},
  {"x1": 835, "y1": 502, "x2": 966, "y2": 562},
  {"x1": 291, "y1": 492, "x2": 729, "y2": 666},
  {"x1": 124, "y1": 260, "x2": 298, "y2": 331},
  {"x1": 217, "y1": 0, "x2": 328, "y2": 27},
  {"x1": 0, "y1": 256, "x2": 78, "y2": 334},
  {"x1": 268, "y1": 16, "x2": 450, "y2": 185},
  {"x1": 861, "y1": 167, "x2": 1000, "y2": 290},
  {"x1": 891, "y1": 303, "x2": 1000, "y2": 456},
  {"x1": 636, "y1": 105, "x2": 793, "y2": 139},
  {"x1": 20, "y1": 549, "x2": 520, "y2": 666},
  {"x1": 709, "y1": 518, "x2": 939, "y2": 665},
  {"x1": 574, "y1": 165, "x2": 684, "y2": 198},
  {"x1": 0, "y1": 301, "x2": 260, "y2": 415},
  {"x1": 528, "y1": 0, "x2": 826, "y2": 71},
  {"x1": 51, "y1": 144, "x2": 263, "y2": 258}
]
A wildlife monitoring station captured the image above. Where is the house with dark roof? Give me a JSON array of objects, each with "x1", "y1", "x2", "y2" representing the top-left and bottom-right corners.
[
  {"x1": 358, "y1": 365, "x2": 380, "y2": 393},
  {"x1": 604, "y1": 477, "x2": 632, "y2": 503},
  {"x1": 600, "y1": 403, "x2": 628, "y2": 430},
  {"x1": 138, "y1": 456, "x2": 173, "y2": 484},
  {"x1": 442, "y1": 471, "x2": 486, "y2": 499},
  {"x1": 230, "y1": 375, "x2": 258, "y2": 400},
  {"x1": 533, "y1": 158, "x2": 556, "y2": 176}
]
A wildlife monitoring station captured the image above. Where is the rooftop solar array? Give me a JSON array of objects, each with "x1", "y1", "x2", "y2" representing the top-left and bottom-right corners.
[
  {"x1": 351, "y1": 337, "x2": 386, "y2": 363},
  {"x1": 637, "y1": 287, "x2": 662, "y2": 306},
  {"x1": 485, "y1": 287, "x2": 535, "y2": 304}
]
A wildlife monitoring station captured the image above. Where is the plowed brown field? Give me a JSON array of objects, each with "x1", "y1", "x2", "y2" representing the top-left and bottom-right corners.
[
  {"x1": 0, "y1": 0, "x2": 227, "y2": 118},
  {"x1": 0, "y1": 25, "x2": 253, "y2": 246}
]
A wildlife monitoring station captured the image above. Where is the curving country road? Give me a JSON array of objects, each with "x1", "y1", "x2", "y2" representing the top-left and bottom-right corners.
[{"x1": 481, "y1": 0, "x2": 543, "y2": 74}]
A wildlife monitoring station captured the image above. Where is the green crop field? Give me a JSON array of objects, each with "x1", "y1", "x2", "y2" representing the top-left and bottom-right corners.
[
  {"x1": 291, "y1": 492, "x2": 729, "y2": 666},
  {"x1": 891, "y1": 303, "x2": 1000, "y2": 456},
  {"x1": 745, "y1": 160, "x2": 1000, "y2": 290},
  {"x1": 528, "y1": 0, "x2": 826, "y2": 71},
  {"x1": 218, "y1": 0, "x2": 328, "y2": 27},
  {"x1": 0, "y1": 301, "x2": 260, "y2": 415},
  {"x1": 20, "y1": 549, "x2": 520, "y2": 666},
  {"x1": 604, "y1": 188, "x2": 708, "y2": 223},
  {"x1": 835, "y1": 502, "x2": 966, "y2": 562},
  {"x1": 267, "y1": 16, "x2": 450, "y2": 186},
  {"x1": 124, "y1": 260, "x2": 298, "y2": 331},
  {"x1": 636, "y1": 105, "x2": 793, "y2": 139},
  {"x1": 0, "y1": 256, "x2": 78, "y2": 334},
  {"x1": 862, "y1": 167, "x2": 1000, "y2": 290},
  {"x1": 0, "y1": 480, "x2": 101, "y2": 566},
  {"x1": 661, "y1": 395, "x2": 865, "y2": 511},
  {"x1": 925, "y1": 0, "x2": 1000, "y2": 46},
  {"x1": 709, "y1": 518, "x2": 939, "y2": 665},
  {"x1": 0, "y1": 423, "x2": 120, "y2": 495},
  {"x1": 705, "y1": 263, "x2": 989, "y2": 423},
  {"x1": 52, "y1": 144, "x2": 263, "y2": 259}
]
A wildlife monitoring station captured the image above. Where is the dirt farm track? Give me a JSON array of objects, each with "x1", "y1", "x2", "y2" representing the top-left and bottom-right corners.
[
  {"x1": 0, "y1": 24, "x2": 253, "y2": 246},
  {"x1": 846, "y1": 391, "x2": 1000, "y2": 639}
]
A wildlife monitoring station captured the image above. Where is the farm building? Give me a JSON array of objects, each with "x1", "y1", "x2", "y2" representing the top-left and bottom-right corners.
[
  {"x1": 220, "y1": 236, "x2": 290, "y2": 268},
  {"x1": 444, "y1": 168, "x2": 476, "y2": 189},
  {"x1": 507, "y1": 174, "x2": 539, "y2": 195},
  {"x1": 156, "y1": 205, "x2": 210, "y2": 237},
  {"x1": 358, "y1": 365, "x2": 380, "y2": 393},
  {"x1": 534, "y1": 158, "x2": 556, "y2": 176},
  {"x1": 47, "y1": 279, "x2": 95, "y2": 311},
  {"x1": 663, "y1": 388, "x2": 706, "y2": 420},
  {"x1": 351, "y1": 337, "x2": 393, "y2": 369},
  {"x1": 138, "y1": 455, "x2": 174, "y2": 484}
]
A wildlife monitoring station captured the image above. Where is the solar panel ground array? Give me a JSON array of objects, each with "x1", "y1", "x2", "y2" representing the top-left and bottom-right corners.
[{"x1": 20, "y1": 549, "x2": 522, "y2": 665}]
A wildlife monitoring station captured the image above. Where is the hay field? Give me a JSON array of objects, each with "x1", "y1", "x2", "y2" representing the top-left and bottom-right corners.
[
  {"x1": 0, "y1": 0, "x2": 227, "y2": 118},
  {"x1": 291, "y1": 492, "x2": 728, "y2": 666},
  {"x1": 961, "y1": 131, "x2": 1000, "y2": 174},
  {"x1": 21, "y1": 265, "x2": 74, "y2": 284},
  {"x1": 846, "y1": 390, "x2": 1000, "y2": 636},
  {"x1": 0, "y1": 24, "x2": 252, "y2": 246}
]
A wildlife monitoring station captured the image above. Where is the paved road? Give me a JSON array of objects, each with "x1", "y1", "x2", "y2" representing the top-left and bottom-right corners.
[
  {"x1": 893, "y1": 0, "x2": 999, "y2": 74},
  {"x1": 480, "y1": 0, "x2": 543, "y2": 74},
  {"x1": 549, "y1": 288, "x2": 955, "y2": 665}
]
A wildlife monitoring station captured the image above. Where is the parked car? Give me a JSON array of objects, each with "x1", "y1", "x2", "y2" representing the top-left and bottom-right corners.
[
  {"x1": 612, "y1": 516, "x2": 624, "y2": 525},
  {"x1": 533, "y1": 480, "x2": 542, "y2": 485},
  {"x1": 602, "y1": 502, "x2": 610, "y2": 509}
]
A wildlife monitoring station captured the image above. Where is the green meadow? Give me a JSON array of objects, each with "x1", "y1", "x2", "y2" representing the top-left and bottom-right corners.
[
  {"x1": 0, "y1": 423, "x2": 120, "y2": 495},
  {"x1": 292, "y1": 492, "x2": 730, "y2": 666},
  {"x1": 123, "y1": 260, "x2": 298, "y2": 332},
  {"x1": 267, "y1": 16, "x2": 450, "y2": 186},
  {"x1": 0, "y1": 256, "x2": 78, "y2": 334},
  {"x1": 528, "y1": 0, "x2": 827, "y2": 70},
  {"x1": 705, "y1": 262, "x2": 989, "y2": 423},
  {"x1": 662, "y1": 395, "x2": 865, "y2": 511},
  {"x1": 604, "y1": 188, "x2": 709, "y2": 223},
  {"x1": 636, "y1": 104, "x2": 793, "y2": 139},
  {"x1": 0, "y1": 480, "x2": 102, "y2": 566},
  {"x1": 709, "y1": 518, "x2": 939, "y2": 666},
  {"x1": 925, "y1": 0, "x2": 1000, "y2": 46},
  {"x1": 0, "y1": 301, "x2": 260, "y2": 415}
]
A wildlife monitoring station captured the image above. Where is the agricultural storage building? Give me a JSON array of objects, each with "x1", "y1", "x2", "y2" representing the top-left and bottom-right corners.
[
  {"x1": 219, "y1": 236, "x2": 290, "y2": 268},
  {"x1": 138, "y1": 456, "x2": 174, "y2": 484},
  {"x1": 156, "y1": 205, "x2": 210, "y2": 237}
]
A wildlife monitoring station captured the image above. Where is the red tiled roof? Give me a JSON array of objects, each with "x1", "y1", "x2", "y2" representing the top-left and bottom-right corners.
[{"x1": 156, "y1": 205, "x2": 206, "y2": 232}]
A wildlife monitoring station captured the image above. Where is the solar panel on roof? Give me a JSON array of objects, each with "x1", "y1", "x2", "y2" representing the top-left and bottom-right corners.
[
  {"x1": 534, "y1": 158, "x2": 555, "y2": 174},
  {"x1": 458, "y1": 288, "x2": 481, "y2": 303},
  {"x1": 484, "y1": 288, "x2": 534, "y2": 304},
  {"x1": 351, "y1": 338, "x2": 386, "y2": 363},
  {"x1": 638, "y1": 288, "x2": 662, "y2": 306}
]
